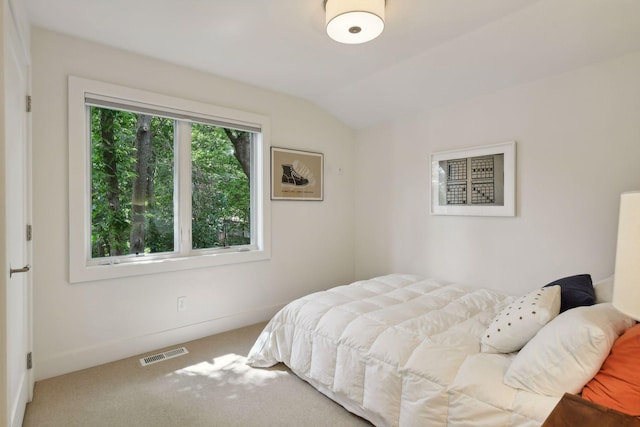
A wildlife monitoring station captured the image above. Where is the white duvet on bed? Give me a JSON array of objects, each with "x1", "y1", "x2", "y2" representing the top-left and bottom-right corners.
[{"x1": 247, "y1": 274, "x2": 561, "y2": 426}]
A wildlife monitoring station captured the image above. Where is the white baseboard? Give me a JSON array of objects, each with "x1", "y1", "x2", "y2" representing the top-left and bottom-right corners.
[{"x1": 35, "y1": 303, "x2": 284, "y2": 381}]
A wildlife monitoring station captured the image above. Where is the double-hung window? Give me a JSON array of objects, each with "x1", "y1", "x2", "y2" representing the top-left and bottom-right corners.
[{"x1": 68, "y1": 76, "x2": 271, "y2": 282}]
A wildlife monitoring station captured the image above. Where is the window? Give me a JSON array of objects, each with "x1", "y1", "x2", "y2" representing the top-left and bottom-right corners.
[{"x1": 69, "y1": 76, "x2": 271, "y2": 282}]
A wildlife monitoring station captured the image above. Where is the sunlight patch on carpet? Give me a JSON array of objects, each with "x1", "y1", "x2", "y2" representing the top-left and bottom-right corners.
[{"x1": 172, "y1": 353, "x2": 287, "y2": 386}]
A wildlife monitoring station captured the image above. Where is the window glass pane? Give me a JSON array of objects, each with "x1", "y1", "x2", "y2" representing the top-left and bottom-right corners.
[
  {"x1": 191, "y1": 123, "x2": 251, "y2": 249},
  {"x1": 90, "y1": 106, "x2": 175, "y2": 258}
]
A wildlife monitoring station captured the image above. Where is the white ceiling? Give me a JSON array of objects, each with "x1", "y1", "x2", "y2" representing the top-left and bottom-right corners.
[{"x1": 25, "y1": 0, "x2": 640, "y2": 129}]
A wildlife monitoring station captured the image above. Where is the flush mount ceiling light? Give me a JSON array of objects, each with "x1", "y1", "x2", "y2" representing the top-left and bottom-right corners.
[{"x1": 325, "y1": 0, "x2": 385, "y2": 44}]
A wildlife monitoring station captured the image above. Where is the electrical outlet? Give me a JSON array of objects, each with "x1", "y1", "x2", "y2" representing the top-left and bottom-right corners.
[{"x1": 177, "y1": 296, "x2": 187, "y2": 312}]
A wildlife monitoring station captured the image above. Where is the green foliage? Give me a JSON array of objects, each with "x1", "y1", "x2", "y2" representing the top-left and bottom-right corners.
[
  {"x1": 90, "y1": 107, "x2": 250, "y2": 258},
  {"x1": 191, "y1": 123, "x2": 250, "y2": 249}
]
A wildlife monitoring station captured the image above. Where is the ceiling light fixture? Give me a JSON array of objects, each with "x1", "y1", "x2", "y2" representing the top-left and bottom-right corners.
[{"x1": 325, "y1": 0, "x2": 385, "y2": 44}]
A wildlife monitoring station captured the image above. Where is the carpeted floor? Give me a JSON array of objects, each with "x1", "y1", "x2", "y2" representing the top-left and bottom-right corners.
[{"x1": 23, "y1": 323, "x2": 371, "y2": 427}]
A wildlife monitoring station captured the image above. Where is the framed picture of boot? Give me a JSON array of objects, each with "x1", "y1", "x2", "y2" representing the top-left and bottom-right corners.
[{"x1": 271, "y1": 147, "x2": 323, "y2": 201}]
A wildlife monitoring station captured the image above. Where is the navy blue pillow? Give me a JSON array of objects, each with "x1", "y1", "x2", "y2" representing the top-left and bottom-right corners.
[{"x1": 544, "y1": 274, "x2": 595, "y2": 313}]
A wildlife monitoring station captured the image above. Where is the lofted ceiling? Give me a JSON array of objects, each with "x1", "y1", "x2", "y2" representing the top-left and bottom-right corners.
[{"x1": 25, "y1": 0, "x2": 640, "y2": 129}]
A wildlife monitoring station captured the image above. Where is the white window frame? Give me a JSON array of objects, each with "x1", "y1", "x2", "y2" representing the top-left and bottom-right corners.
[{"x1": 68, "y1": 76, "x2": 271, "y2": 283}]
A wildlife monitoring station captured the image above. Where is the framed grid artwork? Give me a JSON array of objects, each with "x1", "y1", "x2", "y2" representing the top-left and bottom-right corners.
[{"x1": 430, "y1": 141, "x2": 516, "y2": 216}]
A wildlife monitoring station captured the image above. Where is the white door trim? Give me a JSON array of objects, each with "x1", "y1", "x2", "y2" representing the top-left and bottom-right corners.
[{"x1": 3, "y1": 1, "x2": 33, "y2": 425}]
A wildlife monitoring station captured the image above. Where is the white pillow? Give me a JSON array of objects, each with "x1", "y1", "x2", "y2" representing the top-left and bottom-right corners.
[
  {"x1": 503, "y1": 303, "x2": 634, "y2": 396},
  {"x1": 481, "y1": 285, "x2": 561, "y2": 353},
  {"x1": 593, "y1": 276, "x2": 614, "y2": 304}
]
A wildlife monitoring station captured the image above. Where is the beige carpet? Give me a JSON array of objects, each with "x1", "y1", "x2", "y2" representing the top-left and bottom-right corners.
[{"x1": 24, "y1": 323, "x2": 372, "y2": 427}]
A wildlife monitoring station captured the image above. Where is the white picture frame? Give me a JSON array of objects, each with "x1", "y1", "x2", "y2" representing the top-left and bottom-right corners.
[{"x1": 430, "y1": 141, "x2": 516, "y2": 216}]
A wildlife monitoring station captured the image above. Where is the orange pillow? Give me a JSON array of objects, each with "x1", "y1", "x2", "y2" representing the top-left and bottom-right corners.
[{"x1": 582, "y1": 322, "x2": 640, "y2": 415}]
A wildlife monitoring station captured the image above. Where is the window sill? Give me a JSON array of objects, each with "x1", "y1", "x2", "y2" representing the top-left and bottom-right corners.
[{"x1": 69, "y1": 248, "x2": 270, "y2": 283}]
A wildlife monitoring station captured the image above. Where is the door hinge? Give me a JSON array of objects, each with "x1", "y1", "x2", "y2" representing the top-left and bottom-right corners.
[
  {"x1": 26, "y1": 95, "x2": 32, "y2": 113},
  {"x1": 27, "y1": 352, "x2": 32, "y2": 370},
  {"x1": 26, "y1": 224, "x2": 32, "y2": 241}
]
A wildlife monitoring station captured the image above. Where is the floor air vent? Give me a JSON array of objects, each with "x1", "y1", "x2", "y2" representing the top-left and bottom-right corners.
[{"x1": 140, "y1": 347, "x2": 189, "y2": 366}]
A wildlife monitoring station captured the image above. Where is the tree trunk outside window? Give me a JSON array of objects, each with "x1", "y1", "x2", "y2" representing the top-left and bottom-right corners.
[
  {"x1": 130, "y1": 114, "x2": 152, "y2": 254},
  {"x1": 224, "y1": 129, "x2": 251, "y2": 179},
  {"x1": 100, "y1": 108, "x2": 127, "y2": 256}
]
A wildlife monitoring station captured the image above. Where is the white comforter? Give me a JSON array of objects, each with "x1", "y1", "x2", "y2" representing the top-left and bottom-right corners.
[{"x1": 247, "y1": 274, "x2": 560, "y2": 426}]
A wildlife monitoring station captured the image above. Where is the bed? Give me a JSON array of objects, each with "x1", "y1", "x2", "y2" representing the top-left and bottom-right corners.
[{"x1": 247, "y1": 274, "x2": 635, "y2": 426}]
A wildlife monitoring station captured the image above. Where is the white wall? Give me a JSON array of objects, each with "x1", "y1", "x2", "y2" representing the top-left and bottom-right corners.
[
  {"x1": 31, "y1": 28, "x2": 355, "y2": 380},
  {"x1": 31, "y1": 25, "x2": 640, "y2": 381},
  {"x1": 355, "y1": 50, "x2": 640, "y2": 296}
]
